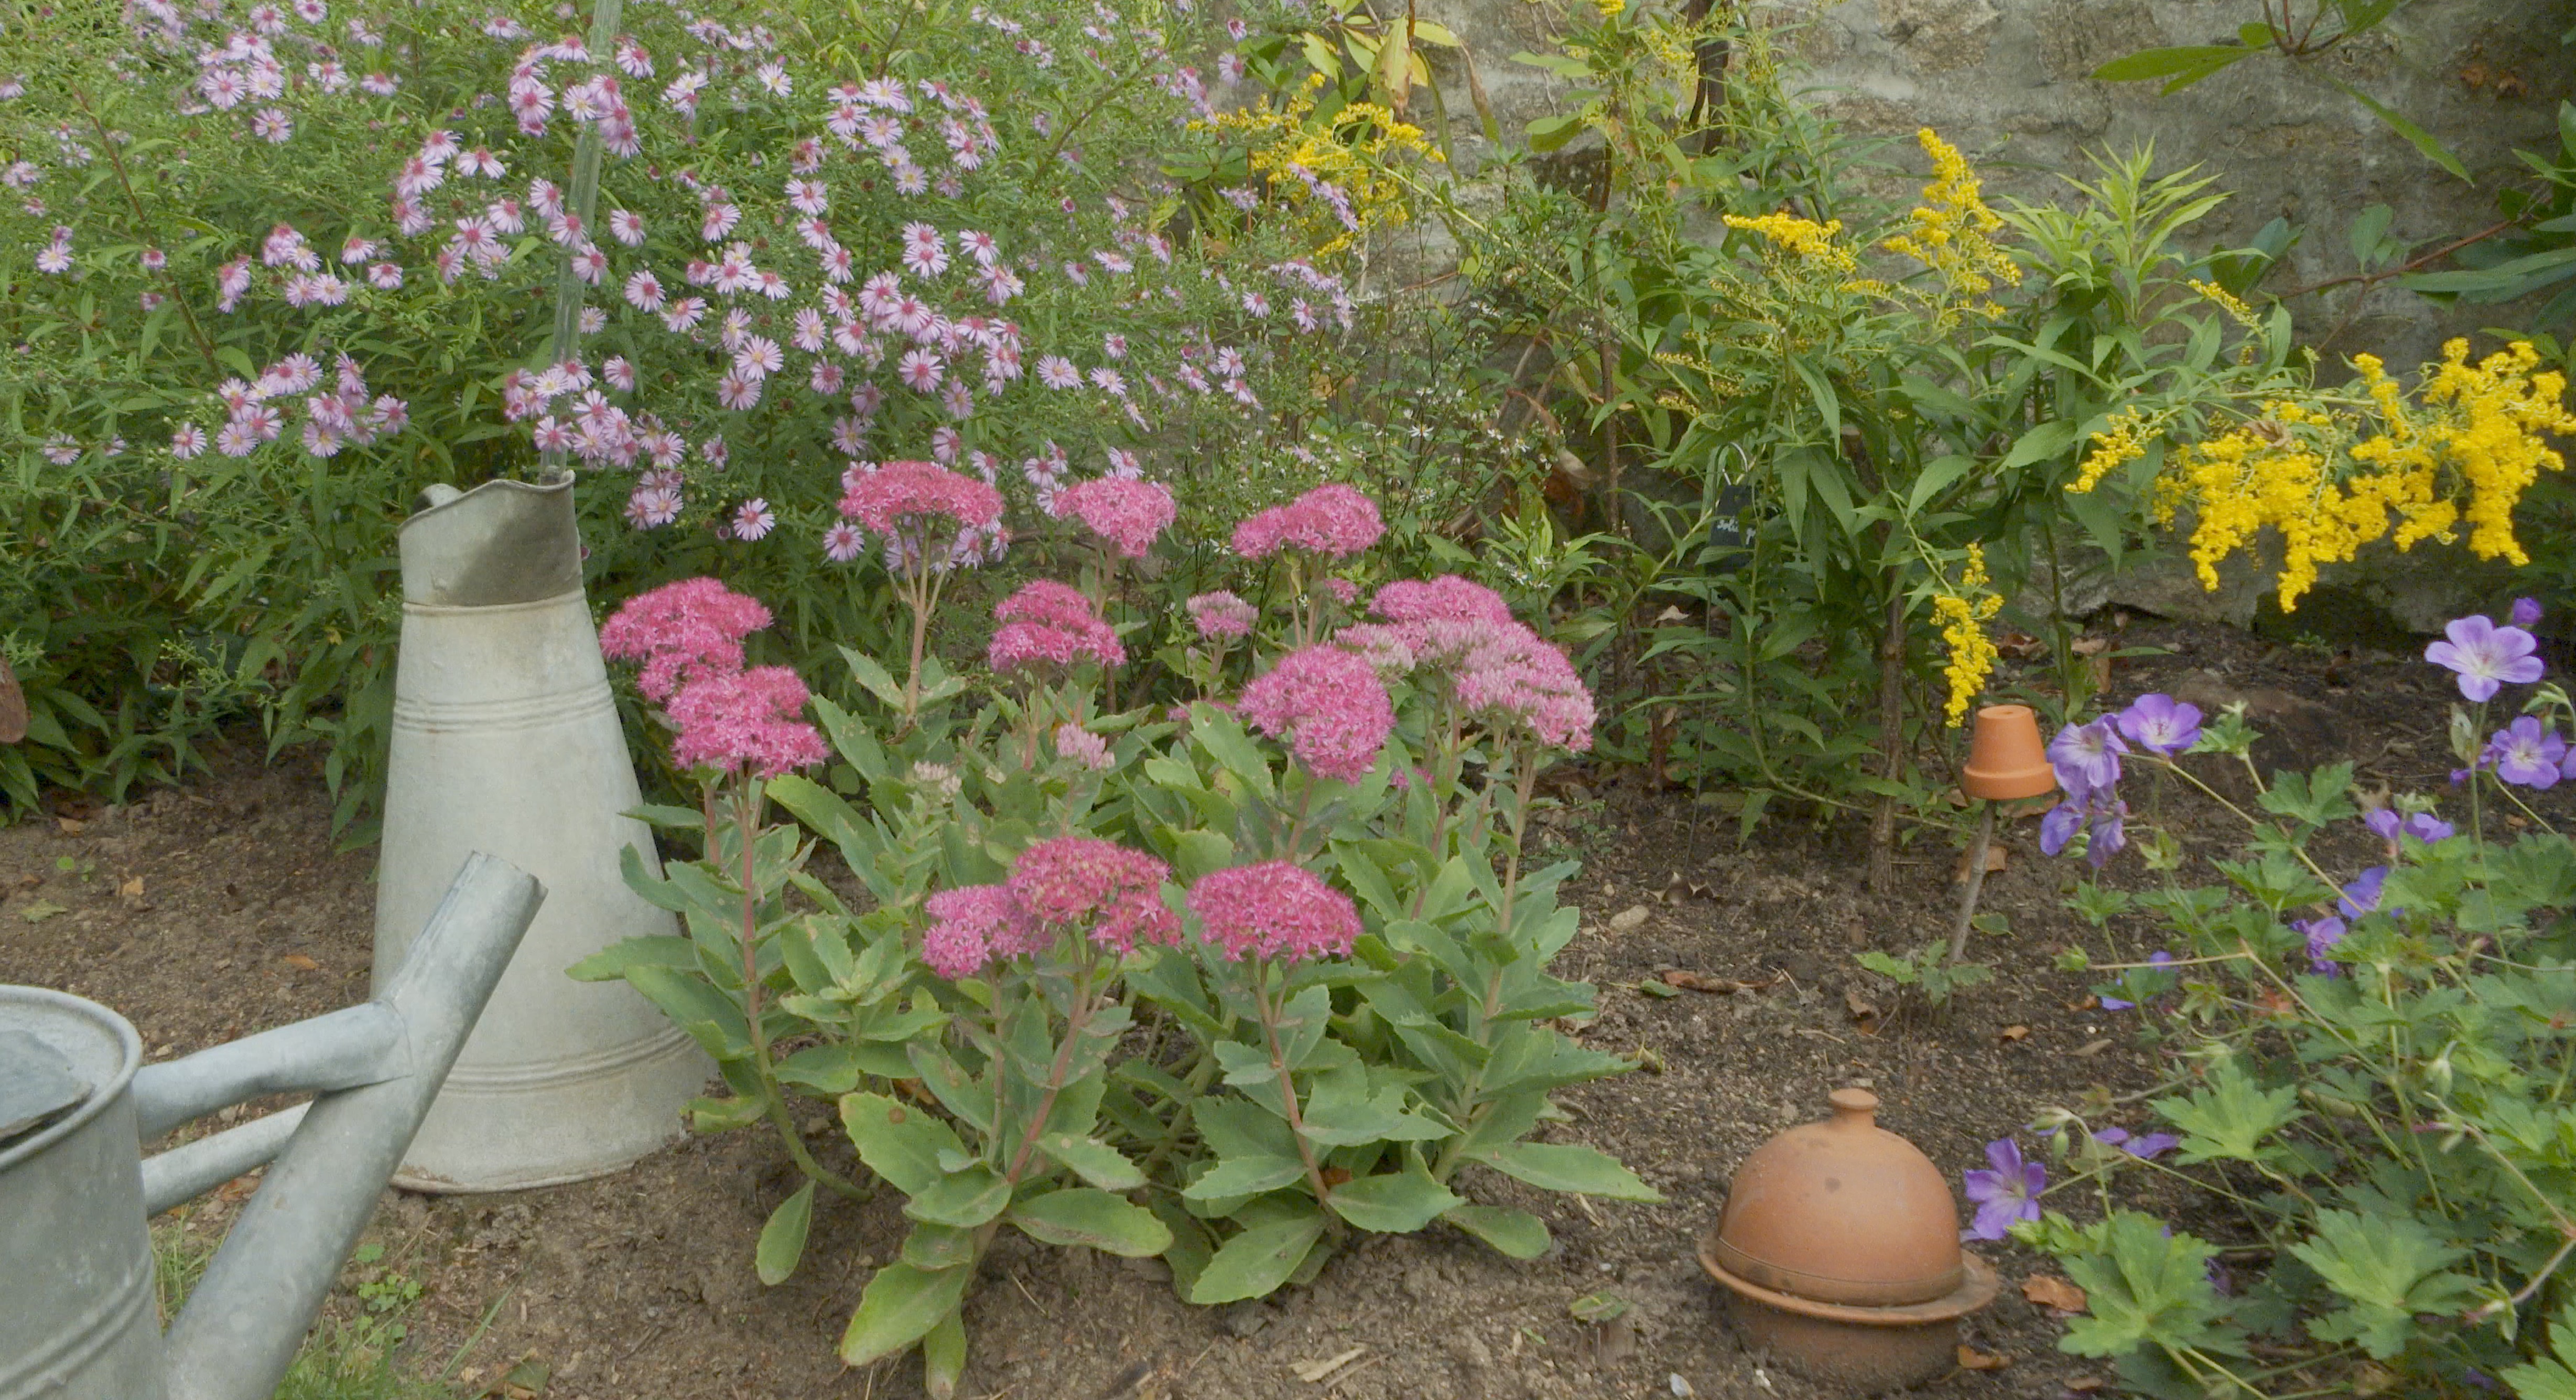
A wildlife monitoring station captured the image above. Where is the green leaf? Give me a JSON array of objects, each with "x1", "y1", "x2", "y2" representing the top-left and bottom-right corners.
[
  {"x1": 904, "y1": 1165, "x2": 1012, "y2": 1228},
  {"x1": 2055, "y1": 1212, "x2": 2235, "y2": 1358},
  {"x1": 1009, "y1": 1188, "x2": 1174, "y2": 1257},
  {"x1": 565, "y1": 935, "x2": 697, "y2": 981},
  {"x1": 1327, "y1": 1168, "x2": 1464, "y2": 1233},
  {"x1": 2503, "y1": 1297, "x2": 2576, "y2": 1400},
  {"x1": 839, "y1": 1262, "x2": 974, "y2": 1366},
  {"x1": 2287, "y1": 1210, "x2": 2478, "y2": 1359},
  {"x1": 1186, "y1": 1211, "x2": 1327, "y2": 1304},
  {"x1": 624, "y1": 966, "x2": 751, "y2": 1060},
  {"x1": 688, "y1": 1094, "x2": 769, "y2": 1133},
  {"x1": 755, "y1": 1180, "x2": 817, "y2": 1286},
  {"x1": 901, "y1": 1224, "x2": 979, "y2": 1270},
  {"x1": 1035, "y1": 1133, "x2": 1148, "y2": 1191},
  {"x1": 2088, "y1": 44, "x2": 2256, "y2": 90},
  {"x1": 775, "y1": 1044, "x2": 868, "y2": 1095},
  {"x1": 2153, "y1": 1061, "x2": 2302, "y2": 1166},
  {"x1": 841, "y1": 1092, "x2": 968, "y2": 1197},
  {"x1": 922, "y1": 1308, "x2": 967, "y2": 1400},
  {"x1": 1182, "y1": 1153, "x2": 1309, "y2": 1201},
  {"x1": 1443, "y1": 1204, "x2": 1551, "y2": 1259},
  {"x1": 2326, "y1": 78, "x2": 2471, "y2": 181},
  {"x1": 1468, "y1": 1143, "x2": 1661, "y2": 1201}
]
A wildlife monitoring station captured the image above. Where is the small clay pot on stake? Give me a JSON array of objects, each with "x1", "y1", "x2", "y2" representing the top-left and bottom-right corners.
[
  {"x1": 1950, "y1": 705, "x2": 2060, "y2": 959},
  {"x1": 1700, "y1": 1089, "x2": 1998, "y2": 1391}
]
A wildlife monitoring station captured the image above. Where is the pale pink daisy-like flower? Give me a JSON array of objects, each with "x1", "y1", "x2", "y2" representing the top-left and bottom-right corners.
[
  {"x1": 600, "y1": 576, "x2": 774, "y2": 702},
  {"x1": 959, "y1": 228, "x2": 1000, "y2": 266},
  {"x1": 811, "y1": 361, "x2": 845, "y2": 395},
  {"x1": 1053, "y1": 723, "x2": 1113, "y2": 771},
  {"x1": 1036, "y1": 355, "x2": 1079, "y2": 390},
  {"x1": 666, "y1": 665, "x2": 828, "y2": 777},
  {"x1": 1101, "y1": 332, "x2": 1127, "y2": 359},
  {"x1": 897, "y1": 348, "x2": 944, "y2": 393},
  {"x1": 821, "y1": 521, "x2": 867, "y2": 562},
  {"x1": 731, "y1": 497, "x2": 776, "y2": 541},
  {"x1": 1238, "y1": 644, "x2": 1393, "y2": 783},
  {"x1": 608, "y1": 209, "x2": 646, "y2": 245},
  {"x1": 215, "y1": 421, "x2": 259, "y2": 457},
  {"x1": 372, "y1": 261, "x2": 405, "y2": 289},
  {"x1": 921, "y1": 884, "x2": 1035, "y2": 979},
  {"x1": 1188, "y1": 861, "x2": 1359, "y2": 964},
  {"x1": 716, "y1": 372, "x2": 762, "y2": 411},
  {"x1": 1051, "y1": 476, "x2": 1175, "y2": 559},
  {"x1": 733, "y1": 336, "x2": 784, "y2": 380},
  {"x1": 1006, "y1": 836, "x2": 1176, "y2": 954},
  {"x1": 988, "y1": 579, "x2": 1124, "y2": 673},
  {"x1": 1186, "y1": 591, "x2": 1256, "y2": 641},
  {"x1": 169, "y1": 423, "x2": 207, "y2": 459},
  {"x1": 623, "y1": 270, "x2": 665, "y2": 311},
  {"x1": 626, "y1": 485, "x2": 684, "y2": 529},
  {"x1": 604, "y1": 357, "x2": 637, "y2": 392},
  {"x1": 1231, "y1": 483, "x2": 1384, "y2": 561}
]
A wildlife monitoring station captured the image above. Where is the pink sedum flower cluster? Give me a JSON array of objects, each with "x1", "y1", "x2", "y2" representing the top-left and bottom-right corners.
[
  {"x1": 665, "y1": 664, "x2": 831, "y2": 777},
  {"x1": 921, "y1": 884, "x2": 1039, "y2": 979},
  {"x1": 1187, "y1": 861, "x2": 1359, "y2": 964},
  {"x1": 1050, "y1": 476, "x2": 1176, "y2": 559},
  {"x1": 1371, "y1": 575, "x2": 1514, "y2": 628},
  {"x1": 1186, "y1": 590, "x2": 1256, "y2": 641},
  {"x1": 1237, "y1": 644, "x2": 1393, "y2": 783},
  {"x1": 599, "y1": 576, "x2": 774, "y2": 701},
  {"x1": 1054, "y1": 723, "x2": 1113, "y2": 770},
  {"x1": 839, "y1": 458, "x2": 1004, "y2": 535},
  {"x1": 1230, "y1": 482, "x2": 1384, "y2": 561},
  {"x1": 1006, "y1": 836, "x2": 1178, "y2": 953},
  {"x1": 1341, "y1": 575, "x2": 1596, "y2": 753},
  {"x1": 988, "y1": 579, "x2": 1124, "y2": 673},
  {"x1": 600, "y1": 577, "x2": 825, "y2": 776}
]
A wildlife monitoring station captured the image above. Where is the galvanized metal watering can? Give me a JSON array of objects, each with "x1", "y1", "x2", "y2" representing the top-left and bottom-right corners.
[
  {"x1": 376, "y1": 477, "x2": 705, "y2": 1191},
  {"x1": 0, "y1": 855, "x2": 543, "y2": 1400}
]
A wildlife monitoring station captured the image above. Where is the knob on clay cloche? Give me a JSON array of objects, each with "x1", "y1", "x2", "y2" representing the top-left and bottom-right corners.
[{"x1": 1699, "y1": 1089, "x2": 1999, "y2": 1391}]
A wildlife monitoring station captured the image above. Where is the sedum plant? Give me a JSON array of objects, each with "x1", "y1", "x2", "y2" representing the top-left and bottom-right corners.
[
  {"x1": 574, "y1": 475, "x2": 1655, "y2": 1393},
  {"x1": 1986, "y1": 599, "x2": 2576, "y2": 1398}
]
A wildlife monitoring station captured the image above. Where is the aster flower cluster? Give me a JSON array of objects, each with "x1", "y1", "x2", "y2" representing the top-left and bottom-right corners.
[
  {"x1": 917, "y1": 835, "x2": 1177, "y2": 977},
  {"x1": 600, "y1": 577, "x2": 824, "y2": 777},
  {"x1": 988, "y1": 579, "x2": 1124, "y2": 674}
]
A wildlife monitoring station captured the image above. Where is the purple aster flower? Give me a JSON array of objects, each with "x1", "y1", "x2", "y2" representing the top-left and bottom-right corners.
[
  {"x1": 2298, "y1": 915, "x2": 2347, "y2": 974},
  {"x1": 2047, "y1": 718, "x2": 2127, "y2": 798},
  {"x1": 2425, "y1": 615, "x2": 2545, "y2": 702},
  {"x1": 2484, "y1": 715, "x2": 2567, "y2": 789},
  {"x1": 1961, "y1": 1138, "x2": 2045, "y2": 1241},
  {"x1": 2512, "y1": 597, "x2": 2543, "y2": 629},
  {"x1": 2337, "y1": 867, "x2": 2386, "y2": 921},
  {"x1": 2114, "y1": 693, "x2": 2203, "y2": 757}
]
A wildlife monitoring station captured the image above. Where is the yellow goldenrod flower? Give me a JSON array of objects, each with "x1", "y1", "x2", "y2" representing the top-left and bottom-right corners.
[
  {"x1": 1722, "y1": 212, "x2": 1857, "y2": 273},
  {"x1": 1882, "y1": 128, "x2": 2020, "y2": 301},
  {"x1": 1931, "y1": 543, "x2": 2003, "y2": 726},
  {"x1": 1193, "y1": 87, "x2": 1438, "y2": 256},
  {"x1": 2071, "y1": 404, "x2": 2151, "y2": 494}
]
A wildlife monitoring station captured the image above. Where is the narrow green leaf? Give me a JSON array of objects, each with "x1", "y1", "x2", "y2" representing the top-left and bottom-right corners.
[
  {"x1": 1186, "y1": 1212, "x2": 1327, "y2": 1304},
  {"x1": 839, "y1": 1262, "x2": 973, "y2": 1366},
  {"x1": 1009, "y1": 1188, "x2": 1174, "y2": 1257},
  {"x1": 1468, "y1": 1142, "x2": 1662, "y2": 1201},
  {"x1": 755, "y1": 1180, "x2": 817, "y2": 1286},
  {"x1": 1443, "y1": 1204, "x2": 1552, "y2": 1259}
]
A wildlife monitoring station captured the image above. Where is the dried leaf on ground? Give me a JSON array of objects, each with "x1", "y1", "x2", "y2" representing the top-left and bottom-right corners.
[
  {"x1": 1997, "y1": 1024, "x2": 2029, "y2": 1044},
  {"x1": 1953, "y1": 845, "x2": 2007, "y2": 879},
  {"x1": 1955, "y1": 1343, "x2": 2010, "y2": 1371},
  {"x1": 1291, "y1": 1347, "x2": 1367, "y2": 1383},
  {"x1": 1661, "y1": 970, "x2": 1767, "y2": 995},
  {"x1": 1606, "y1": 905, "x2": 1651, "y2": 934},
  {"x1": 55, "y1": 817, "x2": 85, "y2": 834},
  {"x1": 280, "y1": 953, "x2": 321, "y2": 971},
  {"x1": 2071, "y1": 1038, "x2": 2115, "y2": 1057},
  {"x1": 18, "y1": 899, "x2": 65, "y2": 923},
  {"x1": 2022, "y1": 1274, "x2": 2088, "y2": 1312},
  {"x1": 118, "y1": 876, "x2": 144, "y2": 899}
]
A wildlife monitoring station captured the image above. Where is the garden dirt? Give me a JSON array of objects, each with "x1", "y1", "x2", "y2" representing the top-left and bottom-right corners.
[{"x1": 3, "y1": 615, "x2": 2550, "y2": 1400}]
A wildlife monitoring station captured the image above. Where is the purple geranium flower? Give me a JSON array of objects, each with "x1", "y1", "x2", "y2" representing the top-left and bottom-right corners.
[
  {"x1": 2365, "y1": 807, "x2": 2458, "y2": 846},
  {"x1": 2099, "y1": 993, "x2": 2135, "y2": 1010},
  {"x1": 2298, "y1": 914, "x2": 2347, "y2": 974},
  {"x1": 2337, "y1": 867, "x2": 2386, "y2": 921},
  {"x1": 2114, "y1": 693, "x2": 2203, "y2": 757},
  {"x1": 2484, "y1": 715, "x2": 2567, "y2": 789},
  {"x1": 2512, "y1": 597, "x2": 2543, "y2": 629},
  {"x1": 1961, "y1": 1137, "x2": 2045, "y2": 1241},
  {"x1": 2040, "y1": 802, "x2": 2085, "y2": 856},
  {"x1": 2093, "y1": 1127, "x2": 2180, "y2": 1160},
  {"x1": 2047, "y1": 718, "x2": 2127, "y2": 799},
  {"x1": 2425, "y1": 615, "x2": 2545, "y2": 702},
  {"x1": 2085, "y1": 801, "x2": 2128, "y2": 869}
]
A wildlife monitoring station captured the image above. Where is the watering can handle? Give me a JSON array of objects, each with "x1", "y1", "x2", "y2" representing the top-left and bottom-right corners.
[{"x1": 155, "y1": 853, "x2": 543, "y2": 1400}]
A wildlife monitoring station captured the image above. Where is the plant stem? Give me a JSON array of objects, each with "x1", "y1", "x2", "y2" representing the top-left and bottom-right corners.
[
  {"x1": 535, "y1": 0, "x2": 625, "y2": 479},
  {"x1": 1253, "y1": 963, "x2": 1335, "y2": 1211},
  {"x1": 1867, "y1": 589, "x2": 1907, "y2": 892},
  {"x1": 1002, "y1": 962, "x2": 1099, "y2": 1184},
  {"x1": 726, "y1": 774, "x2": 867, "y2": 1200},
  {"x1": 70, "y1": 88, "x2": 221, "y2": 379},
  {"x1": 1946, "y1": 800, "x2": 1996, "y2": 961}
]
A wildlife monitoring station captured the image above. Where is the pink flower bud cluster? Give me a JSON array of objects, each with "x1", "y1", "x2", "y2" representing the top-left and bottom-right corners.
[
  {"x1": 1185, "y1": 590, "x2": 1256, "y2": 641},
  {"x1": 1339, "y1": 575, "x2": 1595, "y2": 752},
  {"x1": 1050, "y1": 476, "x2": 1176, "y2": 559},
  {"x1": 988, "y1": 579, "x2": 1125, "y2": 673},
  {"x1": 1237, "y1": 644, "x2": 1393, "y2": 783},
  {"x1": 600, "y1": 577, "x2": 826, "y2": 776},
  {"x1": 599, "y1": 576, "x2": 774, "y2": 701},
  {"x1": 838, "y1": 458, "x2": 1004, "y2": 535},
  {"x1": 1008, "y1": 836, "x2": 1178, "y2": 954},
  {"x1": 921, "y1": 884, "x2": 1039, "y2": 979},
  {"x1": 1186, "y1": 861, "x2": 1360, "y2": 964},
  {"x1": 1053, "y1": 723, "x2": 1113, "y2": 770},
  {"x1": 1230, "y1": 482, "x2": 1384, "y2": 561}
]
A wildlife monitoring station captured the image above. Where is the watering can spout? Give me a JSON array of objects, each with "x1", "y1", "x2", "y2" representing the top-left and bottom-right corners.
[{"x1": 398, "y1": 475, "x2": 582, "y2": 608}]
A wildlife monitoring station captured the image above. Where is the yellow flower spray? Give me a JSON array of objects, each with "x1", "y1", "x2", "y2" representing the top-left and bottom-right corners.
[{"x1": 1930, "y1": 544, "x2": 2004, "y2": 727}]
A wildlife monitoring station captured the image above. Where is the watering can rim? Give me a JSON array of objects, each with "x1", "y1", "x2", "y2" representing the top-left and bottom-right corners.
[
  {"x1": 0, "y1": 984, "x2": 142, "y2": 1173},
  {"x1": 399, "y1": 471, "x2": 572, "y2": 531}
]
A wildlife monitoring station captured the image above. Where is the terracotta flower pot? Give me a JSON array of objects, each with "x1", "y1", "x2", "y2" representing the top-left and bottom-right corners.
[
  {"x1": 1700, "y1": 1089, "x2": 1999, "y2": 1391},
  {"x1": 1960, "y1": 704, "x2": 2057, "y2": 802}
]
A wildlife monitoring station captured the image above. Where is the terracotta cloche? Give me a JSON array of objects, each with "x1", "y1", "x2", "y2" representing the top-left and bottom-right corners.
[
  {"x1": 1960, "y1": 704, "x2": 2057, "y2": 802},
  {"x1": 1700, "y1": 1089, "x2": 1999, "y2": 1391}
]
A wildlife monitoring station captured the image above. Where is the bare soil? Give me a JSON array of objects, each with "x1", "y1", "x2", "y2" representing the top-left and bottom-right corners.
[{"x1": 3, "y1": 615, "x2": 2549, "y2": 1400}]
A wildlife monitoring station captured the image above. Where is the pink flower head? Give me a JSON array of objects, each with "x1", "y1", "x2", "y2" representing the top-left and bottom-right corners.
[
  {"x1": 922, "y1": 884, "x2": 1037, "y2": 979},
  {"x1": 1238, "y1": 644, "x2": 1393, "y2": 782},
  {"x1": 1452, "y1": 623, "x2": 1596, "y2": 753},
  {"x1": 1006, "y1": 836, "x2": 1177, "y2": 954},
  {"x1": 1186, "y1": 590, "x2": 1256, "y2": 641},
  {"x1": 1188, "y1": 861, "x2": 1360, "y2": 964},
  {"x1": 1052, "y1": 475, "x2": 1176, "y2": 559},
  {"x1": 838, "y1": 458, "x2": 1004, "y2": 536},
  {"x1": 989, "y1": 579, "x2": 1125, "y2": 673},
  {"x1": 599, "y1": 576, "x2": 774, "y2": 701},
  {"x1": 1053, "y1": 723, "x2": 1113, "y2": 770},
  {"x1": 1372, "y1": 575, "x2": 1513, "y2": 628},
  {"x1": 665, "y1": 664, "x2": 828, "y2": 777},
  {"x1": 1230, "y1": 483, "x2": 1384, "y2": 561}
]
